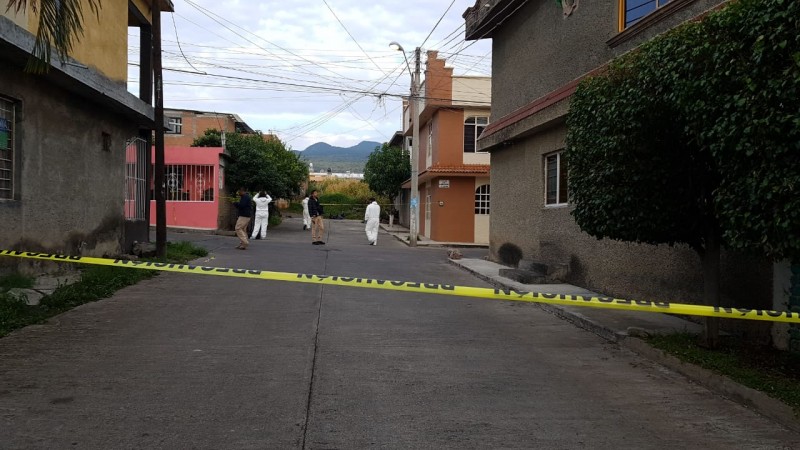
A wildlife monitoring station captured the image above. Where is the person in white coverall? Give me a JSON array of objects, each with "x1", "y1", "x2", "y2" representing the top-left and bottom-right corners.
[
  {"x1": 251, "y1": 191, "x2": 273, "y2": 239},
  {"x1": 301, "y1": 195, "x2": 311, "y2": 230},
  {"x1": 364, "y1": 198, "x2": 380, "y2": 245}
]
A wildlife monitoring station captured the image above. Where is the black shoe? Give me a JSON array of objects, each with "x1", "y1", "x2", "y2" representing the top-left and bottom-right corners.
[
  {"x1": 312, "y1": 241, "x2": 320, "y2": 245},
  {"x1": 318, "y1": 241, "x2": 325, "y2": 245}
]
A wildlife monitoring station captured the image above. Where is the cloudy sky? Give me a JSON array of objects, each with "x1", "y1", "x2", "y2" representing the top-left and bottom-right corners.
[{"x1": 127, "y1": 0, "x2": 492, "y2": 151}]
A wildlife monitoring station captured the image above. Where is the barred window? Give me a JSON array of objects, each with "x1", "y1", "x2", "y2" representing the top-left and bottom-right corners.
[
  {"x1": 153, "y1": 164, "x2": 215, "y2": 201},
  {"x1": 0, "y1": 96, "x2": 16, "y2": 200},
  {"x1": 475, "y1": 184, "x2": 490, "y2": 215}
]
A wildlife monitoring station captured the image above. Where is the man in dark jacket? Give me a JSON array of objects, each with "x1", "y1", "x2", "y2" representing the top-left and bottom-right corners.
[
  {"x1": 233, "y1": 187, "x2": 252, "y2": 250},
  {"x1": 308, "y1": 189, "x2": 325, "y2": 245}
]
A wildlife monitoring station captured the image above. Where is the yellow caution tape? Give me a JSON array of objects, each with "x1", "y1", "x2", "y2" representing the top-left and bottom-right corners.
[{"x1": 2, "y1": 249, "x2": 799, "y2": 324}]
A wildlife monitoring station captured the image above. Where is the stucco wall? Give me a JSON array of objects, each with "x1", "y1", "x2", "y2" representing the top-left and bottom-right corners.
[
  {"x1": 0, "y1": 70, "x2": 138, "y2": 257},
  {"x1": 452, "y1": 77, "x2": 491, "y2": 106},
  {"x1": 489, "y1": 123, "x2": 773, "y2": 325},
  {"x1": 490, "y1": 0, "x2": 727, "y2": 119}
]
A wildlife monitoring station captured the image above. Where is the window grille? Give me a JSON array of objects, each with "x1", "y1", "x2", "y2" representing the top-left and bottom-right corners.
[
  {"x1": 153, "y1": 164, "x2": 215, "y2": 202},
  {"x1": 124, "y1": 138, "x2": 148, "y2": 220},
  {"x1": 0, "y1": 97, "x2": 15, "y2": 200}
]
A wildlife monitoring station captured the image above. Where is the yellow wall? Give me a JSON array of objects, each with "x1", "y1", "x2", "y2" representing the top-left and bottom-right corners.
[
  {"x1": 68, "y1": 0, "x2": 129, "y2": 82},
  {"x1": 0, "y1": 3, "x2": 30, "y2": 29},
  {"x1": 1, "y1": 0, "x2": 156, "y2": 83}
]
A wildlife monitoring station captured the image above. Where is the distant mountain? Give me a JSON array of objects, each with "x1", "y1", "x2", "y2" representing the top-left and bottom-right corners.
[{"x1": 295, "y1": 140, "x2": 381, "y2": 173}]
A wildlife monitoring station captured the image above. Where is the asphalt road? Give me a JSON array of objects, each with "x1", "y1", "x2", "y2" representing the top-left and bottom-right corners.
[{"x1": 1, "y1": 218, "x2": 798, "y2": 449}]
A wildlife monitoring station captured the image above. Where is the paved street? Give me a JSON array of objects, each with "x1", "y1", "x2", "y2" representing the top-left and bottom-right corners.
[{"x1": 1, "y1": 218, "x2": 798, "y2": 449}]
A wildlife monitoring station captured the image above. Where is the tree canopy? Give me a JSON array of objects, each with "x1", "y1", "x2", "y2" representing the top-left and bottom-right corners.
[
  {"x1": 363, "y1": 143, "x2": 411, "y2": 206},
  {"x1": 192, "y1": 129, "x2": 309, "y2": 200}
]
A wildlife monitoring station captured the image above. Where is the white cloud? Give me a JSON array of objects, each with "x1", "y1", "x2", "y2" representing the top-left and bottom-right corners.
[{"x1": 130, "y1": 0, "x2": 491, "y2": 150}]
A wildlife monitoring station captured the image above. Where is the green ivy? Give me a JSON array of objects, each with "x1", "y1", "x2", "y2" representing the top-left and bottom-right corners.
[{"x1": 566, "y1": 0, "x2": 799, "y2": 261}]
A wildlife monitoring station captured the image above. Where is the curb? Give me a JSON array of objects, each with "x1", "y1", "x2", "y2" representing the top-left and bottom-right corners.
[
  {"x1": 622, "y1": 338, "x2": 800, "y2": 434},
  {"x1": 448, "y1": 258, "x2": 800, "y2": 434}
]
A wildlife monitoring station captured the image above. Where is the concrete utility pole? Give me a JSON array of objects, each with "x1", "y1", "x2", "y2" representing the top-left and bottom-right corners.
[
  {"x1": 152, "y1": 0, "x2": 166, "y2": 258},
  {"x1": 390, "y1": 41, "x2": 422, "y2": 247},
  {"x1": 409, "y1": 47, "x2": 421, "y2": 247}
]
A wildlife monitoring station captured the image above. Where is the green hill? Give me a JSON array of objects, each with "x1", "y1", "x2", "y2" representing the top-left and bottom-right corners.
[{"x1": 295, "y1": 141, "x2": 381, "y2": 173}]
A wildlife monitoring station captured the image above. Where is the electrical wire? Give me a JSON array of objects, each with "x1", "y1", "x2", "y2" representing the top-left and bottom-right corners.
[
  {"x1": 321, "y1": 0, "x2": 387, "y2": 75},
  {"x1": 419, "y1": 0, "x2": 457, "y2": 48}
]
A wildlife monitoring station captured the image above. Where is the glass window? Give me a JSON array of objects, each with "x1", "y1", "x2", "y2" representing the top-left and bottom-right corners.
[
  {"x1": 475, "y1": 184, "x2": 490, "y2": 215},
  {"x1": 622, "y1": 0, "x2": 672, "y2": 29},
  {"x1": 545, "y1": 152, "x2": 568, "y2": 206},
  {"x1": 166, "y1": 117, "x2": 182, "y2": 134},
  {"x1": 464, "y1": 116, "x2": 489, "y2": 153}
]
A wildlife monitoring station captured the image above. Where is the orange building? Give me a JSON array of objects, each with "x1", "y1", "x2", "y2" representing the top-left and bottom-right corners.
[{"x1": 402, "y1": 51, "x2": 491, "y2": 244}]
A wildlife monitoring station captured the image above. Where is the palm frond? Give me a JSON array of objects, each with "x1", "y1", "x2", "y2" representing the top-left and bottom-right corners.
[{"x1": 6, "y1": 0, "x2": 101, "y2": 73}]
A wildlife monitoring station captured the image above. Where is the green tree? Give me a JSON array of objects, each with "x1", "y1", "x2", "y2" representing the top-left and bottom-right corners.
[
  {"x1": 191, "y1": 128, "x2": 222, "y2": 147},
  {"x1": 192, "y1": 129, "x2": 308, "y2": 200},
  {"x1": 566, "y1": 0, "x2": 799, "y2": 347},
  {"x1": 7, "y1": 0, "x2": 100, "y2": 73},
  {"x1": 363, "y1": 143, "x2": 410, "y2": 208}
]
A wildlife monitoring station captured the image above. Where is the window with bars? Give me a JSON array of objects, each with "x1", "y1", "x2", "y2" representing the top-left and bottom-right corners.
[
  {"x1": 475, "y1": 184, "x2": 490, "y2": 215},
  {"x1": 125, "y1": 138, "x2": 148, "y2": 220},
  {"x1": 545, "y1": 152, "x2": 568, "y2": 206},
  {"x1": 621, "y1": 0, "x2": 673, "y2": 29},
  {"x1": 425, "y1": 194, "x2": 431, "y2": 221},
  {"x1": 0, "y1": 96, "x2": 16, "y2": 200},
  {"x1": 152, "y1": 164, "x2": 215, "y2": 201},
  {"x1": 463, "y1": 116, "x2": 489, "y2": 153}
]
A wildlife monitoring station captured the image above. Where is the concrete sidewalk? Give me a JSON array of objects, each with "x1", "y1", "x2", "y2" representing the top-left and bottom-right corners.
[
  {"x1": 447, "y1": 257, "x2": 800, "y2": 433},
  {"x1": 380, "y1": 223, "x2": 488, "y2": 248},
  {"x1": 450, "y1": 257, "x2": 703, "y2": 342}
]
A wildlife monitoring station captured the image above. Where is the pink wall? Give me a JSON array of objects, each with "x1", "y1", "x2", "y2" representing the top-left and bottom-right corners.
[{"x1": 150, "y1": 146, "x2": 224, "y2": 230}]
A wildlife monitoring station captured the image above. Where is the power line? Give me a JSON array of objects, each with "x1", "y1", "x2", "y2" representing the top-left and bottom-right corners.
[
  {"x1": 419, "y1": 0, "x2": 457, "y2": 48},
  {"x1": 321, "y1": 0, "x2": 386, "y2": 74},
  {"x1": 170, "y1": 12, "x2": 204, "y2": 74}
]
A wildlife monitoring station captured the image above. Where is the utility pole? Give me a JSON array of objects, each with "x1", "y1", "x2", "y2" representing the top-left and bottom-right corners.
[
  {"x1": 152, "y1": 0, "x2": 166, "y2": 258},
  {"x1": 409, "y1": 47, "x2": 421, "y2": 247}
]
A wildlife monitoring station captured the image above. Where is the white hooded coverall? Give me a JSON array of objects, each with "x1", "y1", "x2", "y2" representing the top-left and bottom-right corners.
[
  {"x1": 251, "y1": 193, "x2": 272, "y2": 239},
  {"x1": 302, "y1": 196, "x2": 311, "y2": 229},
  {"x1": 364, "y1": 201, "x2": 380, "y2": 245}
]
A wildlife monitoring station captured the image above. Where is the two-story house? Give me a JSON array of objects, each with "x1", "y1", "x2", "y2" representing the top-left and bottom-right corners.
[
  {"x1": 402, "y1": 51, "x2": 492, "y2": 244},
  {"x1": 463, "y1": 1, "x2": 772, "y2": 318},
  {"x1": 163, "y1": 108, "x2": 257, "y2": 146},
  {"x1": 1, "y1": 1, "x2": 171, "y2": 257}
]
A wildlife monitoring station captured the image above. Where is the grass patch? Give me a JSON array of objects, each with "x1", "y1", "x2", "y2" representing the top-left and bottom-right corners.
[
  {"x1": 285, "y1": 202, "x2": 304, "y2": 214},
  {"x1": 646, "y1": 333, "x2": 800, "y2": 414},
  {"x1": 166, "y1": 240, "x2": 209, "y2": 262},
  {"x1": 0, "y1": 272, "x2": 35, "y2": 291},
  {"x1": 0, "y1": 240, "x2": 209, "y2": 338}
]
